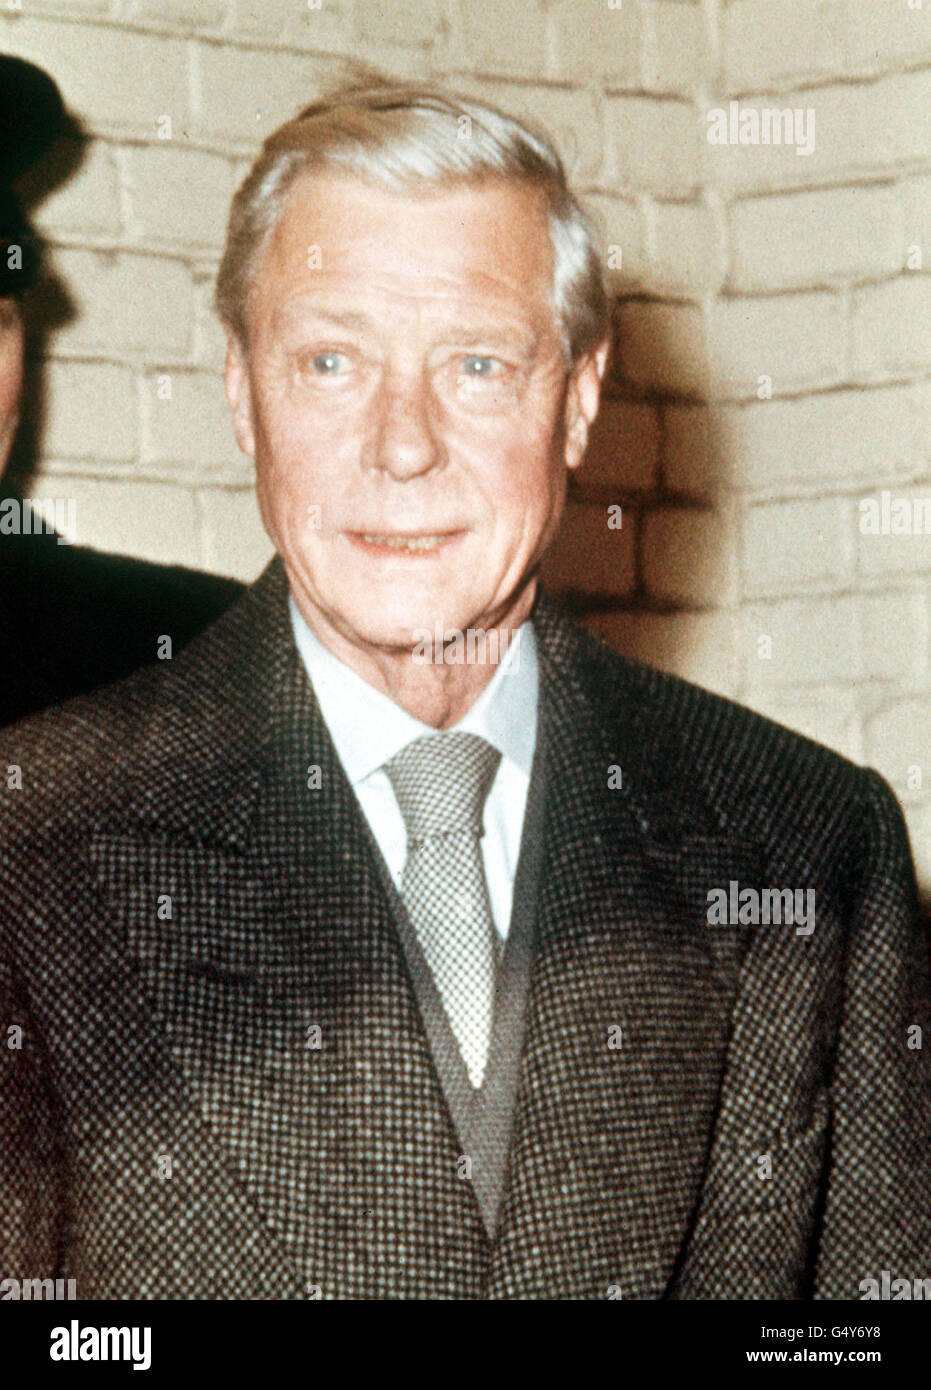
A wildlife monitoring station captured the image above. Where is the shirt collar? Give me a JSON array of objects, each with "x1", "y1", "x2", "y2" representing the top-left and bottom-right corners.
[{"x1": 288, "y1": 595, "x2": 538, "y2": 786}]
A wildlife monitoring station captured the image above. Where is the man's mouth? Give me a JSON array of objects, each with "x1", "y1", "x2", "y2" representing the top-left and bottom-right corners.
[{"x1": 349, "y1": 532, "x2": 463, "y2": 554}]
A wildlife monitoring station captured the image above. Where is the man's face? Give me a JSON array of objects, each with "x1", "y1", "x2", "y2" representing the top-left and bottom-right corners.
[
  {"x1": 0, "y1": 296, "x2": 24, "y2": 478},
  {"x1": 225, "y1": 172, "x2": 606, "y2": 652}
]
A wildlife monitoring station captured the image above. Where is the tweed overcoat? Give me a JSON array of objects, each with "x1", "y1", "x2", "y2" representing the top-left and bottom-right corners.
[{"x1": 1, "y1": 560, "x2": 929, "y2": 1299}]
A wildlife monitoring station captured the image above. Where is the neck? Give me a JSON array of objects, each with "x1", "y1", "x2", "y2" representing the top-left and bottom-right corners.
[{"x1": 294, "y1": 582, "x2": 537, "y2": 728}]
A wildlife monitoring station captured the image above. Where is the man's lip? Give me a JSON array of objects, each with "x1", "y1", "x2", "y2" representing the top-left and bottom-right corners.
[
  {"x1": 345, "y1": 529, "x2": 466, "y2": 554},
  {"x1": 345, "y1": 530, "x2": 465, "y2": 538}
]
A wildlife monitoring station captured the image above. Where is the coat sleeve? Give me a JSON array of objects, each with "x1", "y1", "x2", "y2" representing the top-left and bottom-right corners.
[
  {"x1": 0, "y1": 929, "x2": 62, "y2": 1281},
  {"x1": 814, "y1": 768, "x2": 931, "y2": 1298}
]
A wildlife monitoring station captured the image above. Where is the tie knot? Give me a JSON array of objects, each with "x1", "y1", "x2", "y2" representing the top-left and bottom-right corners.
[{"x1": 384, "y1": 731, "x2": 501, "y2": 844}]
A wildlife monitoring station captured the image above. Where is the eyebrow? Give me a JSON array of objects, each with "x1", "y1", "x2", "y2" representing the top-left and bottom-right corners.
[
  {"x1": 273, "y1": 305, "x2": 373, "y2": 335},
  {"x1": 273, "y1": 303, "x2": 539, "y2": 356}
]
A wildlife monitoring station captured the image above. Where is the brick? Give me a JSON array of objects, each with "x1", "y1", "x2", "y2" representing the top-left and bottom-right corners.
[
  {"x1": 540, "y1": 499, "x2": 636, "y2": 597},
  {"x1": 26, "y1": 137, "x2": 122, "y2": 240},
  {"x1": 719, "y1": 385, "x2": 930, "y2": 492},
  {"x1": 143, "y1": 369, "x2": 251, "y2": 480},
  {"x1": 129, "y1": 0, "x2": 226, "y2": 26},
  {"x1": 50, "y1": 250, "x2": 195, "y2": 357},
  {"x1": 649, "y1": 199, "x2": 725, "y2": 298},
  {"x1": 233, "y1": 0, "x2": 354, "y2": 48},
  {"x1": 642, "y1": 504, "x2": 738, "y2": 607},
  {"x1": 858, "y1": 589, "x2": 928, "y2": 682},
  {"x1": 702, "y1": 95, "x2": 821, "y2": 196},
  {"x1": 586, "y1": 194, "x2": 645, "y2": 290},
  {"x1": 42, "y1": 361, "x2": 137, "y2": 464},
  {"x1": 124, "y1": 145, "x2": 232, "y2": 247},
  {"x1": 742, "y1": 687, "x2": 862, "y2": 763},
  {"x1": 586, "y1": 608, "x2": 739, "y2": 698},
  {"x1": 864, "y1": 699, "x2": 931, "y2": 803},
  {"x1": 856, "y1": 486, "x2": 931, "y2": 577},
  {"x1": 605, "y1": 95, "x2": 700, "y2": 197},
  {"x1": 729, "y1": 187, "x2": 902, "y2": 293},
  {"x1": 740, "y1": 596, "x2": 860, "y2": 687},
  {"x1": 352, "y1": 0, "x2": 441, "y2": 47},
  {"x1": 546, "y1": 0, "x2": 641, "y2": 86},
  {"x1": 5, "y1": 0, "x2": 113, "y2": 15},
  {"x1": 457, "y1": 0, "x2": 547, "y2": 79},
  {"x1": 742, "y1": 497, "x2": 855, "y2": 596},
  {"x1": 24, "y1": 476, "x2": 201, "y2": 569},
  {"x1": 581, "y1": 399, "x2": 660, "y2": 493},
  {"x1": 713, "y1": 73, "x2": 931, "y2": 196},
  {"x1": 725, "y1": 0, "x2": 931, "y2": 93},
  {"x1": 901, "y1": 175, "x2": 931, "y2": 266},
  {"x1": 642, "y1": 1, "x2": 708, "y2": 95},
  {"x1": 852, "y1": 278, "x2": 931, "y2": 378},
  {"x1": 662, "y1": 404, "x2": 716, "y2": 499},
  {"x1": 819, "y1": 71, "x2": 931, "y2": 175},
  {"x1": 839, "y1": 1, "x2": 931, "y2": 74},
  {"x1": 350, "y1": 36, "x2": 431, "y2": 82},
  {"x1": 708, "y1": 293, "x2": 846, "y2": 398},
  {"x1": 614, "y1": 300, "x2": 709, "y2": 396},
  {"x1": 198, "y1": 486, "x2": 275, "y2": 580},
  {"x1": 0, "y1": 18, "x2": 189, "y2": 134},
  {"x1": 196, "y1": 43, "x2": 330, "y2": 145}
]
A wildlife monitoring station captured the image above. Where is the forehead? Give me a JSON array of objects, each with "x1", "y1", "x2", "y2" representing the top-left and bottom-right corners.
[{"x1": 253, "y1": 171, "x2": 556, "y2": 327}]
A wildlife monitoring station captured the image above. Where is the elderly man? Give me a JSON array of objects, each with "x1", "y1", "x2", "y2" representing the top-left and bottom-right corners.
[
  {"x1": 1, "y1": 79, "x2": 928, "y2": 1302},
  {"x1": 0, "y1": 54, "x2": 242, "y2": 727}
]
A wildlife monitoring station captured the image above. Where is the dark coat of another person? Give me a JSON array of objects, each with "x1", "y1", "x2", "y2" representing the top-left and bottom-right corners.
[{"x1": 0, "y1": 488, "x2": 243, "y2": 725}]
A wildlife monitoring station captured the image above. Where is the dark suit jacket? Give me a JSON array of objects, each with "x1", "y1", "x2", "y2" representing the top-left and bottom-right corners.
[
  {"x1": 0, "y1": 487, "x2": 243, "y2": 726},
  {"x1": 1, "y1": 559, "x2": 929, "y2": 1299}
]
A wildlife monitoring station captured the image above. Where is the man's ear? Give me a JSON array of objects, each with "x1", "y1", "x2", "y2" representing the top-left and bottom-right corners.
[
  {"x1": 224, "y1": 328, "x2": 256, "y2": 459},
  {"x1": 564, "y1": 334, "x2": 611, "y2": 471}
]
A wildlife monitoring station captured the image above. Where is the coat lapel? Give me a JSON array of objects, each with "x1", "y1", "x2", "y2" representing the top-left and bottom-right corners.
[
  {"x1": 490, "y1": 595, "x2": 764, "y2": 1298},
  {"x1": 92, "y1": 562, "x2": 490, "y2": 1299}
]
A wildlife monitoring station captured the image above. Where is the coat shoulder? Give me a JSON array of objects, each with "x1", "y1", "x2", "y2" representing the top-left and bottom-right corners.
[
  {"x1": 0, "y1": 661, "x2": 168, "y2": 849},
  {"x1": 574, "y1": 621, "x2": 883, "y2": 851}
]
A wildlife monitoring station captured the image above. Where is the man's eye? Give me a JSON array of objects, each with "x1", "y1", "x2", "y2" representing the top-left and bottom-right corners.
[
  {"x1": 461, "y1": 355, "x2": 500, "y2": 378},
  {"x1": 309, "y1": 351, "x2": 348, "y2": 376}
]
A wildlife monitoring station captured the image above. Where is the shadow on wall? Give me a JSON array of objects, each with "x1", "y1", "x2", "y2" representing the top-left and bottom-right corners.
[
  {"x1": 6, "y1": 112, "x2": 84, "y2": 492},
  {"x1": 541, "y1": 289, "x2": 732, "y2": 693}
]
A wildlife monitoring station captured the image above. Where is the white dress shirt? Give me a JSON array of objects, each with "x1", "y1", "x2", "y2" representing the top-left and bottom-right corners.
[{"x1": 289, "y1": 597, "x2": 539, "y2": 941}]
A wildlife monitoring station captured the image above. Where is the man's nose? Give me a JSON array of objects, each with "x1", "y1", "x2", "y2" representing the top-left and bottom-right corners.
[{"x1": 366, "y1": 370, "x2": 443, "y2": 480}]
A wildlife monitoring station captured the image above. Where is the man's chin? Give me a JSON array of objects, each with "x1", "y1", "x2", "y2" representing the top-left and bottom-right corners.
[{"x1": 346, "y1": 614, "x2": 473, "y2": 656}]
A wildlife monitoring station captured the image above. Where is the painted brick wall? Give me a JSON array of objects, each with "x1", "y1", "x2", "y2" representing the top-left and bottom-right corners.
[{"x1": 2, "y1": 0, "x2": 930, "y2": 888}]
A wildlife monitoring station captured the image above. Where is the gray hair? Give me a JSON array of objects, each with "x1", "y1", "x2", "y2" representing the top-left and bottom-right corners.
[{"x1": 215, "y1": 79, "x2": 610, "y2": 364}]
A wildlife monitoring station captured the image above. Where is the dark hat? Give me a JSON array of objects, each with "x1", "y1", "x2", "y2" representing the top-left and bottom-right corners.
[{"x1": 0, "y1": 54, "x2": 64, "y2": 295}]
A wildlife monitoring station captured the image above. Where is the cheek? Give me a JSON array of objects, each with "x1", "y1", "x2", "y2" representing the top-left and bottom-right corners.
[
  {"x1": 467, "y1": 417, "x2": 564, "y2": 517},
  {"x1": 253, "y1": 396, "x2": 347, "y2": 511}
]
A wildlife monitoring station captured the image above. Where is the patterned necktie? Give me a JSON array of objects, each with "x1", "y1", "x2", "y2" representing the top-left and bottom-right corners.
[{"x1": 384, "y1": 731, "x2": 503, "y2": 1089}]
